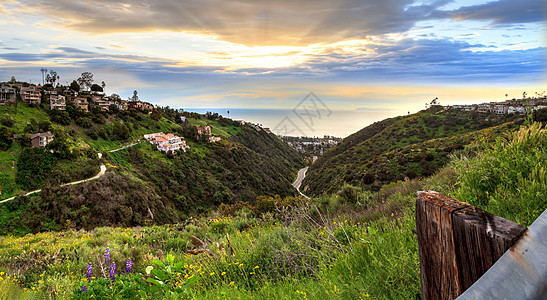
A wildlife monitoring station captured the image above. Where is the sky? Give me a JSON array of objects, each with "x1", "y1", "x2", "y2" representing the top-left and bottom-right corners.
[{"x1": 0, "y1": 0, "x2": 546, "y2": 136}]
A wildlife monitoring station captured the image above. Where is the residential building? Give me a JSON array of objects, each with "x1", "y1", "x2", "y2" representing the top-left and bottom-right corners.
[
  {"x1": 476, "y1": 104, "x2": 492, "y2": 113},
  {"x1": 30, "y1": 132, "x2": 54, "y2": 147},
  {"x1": 49, "y1": 94, "x2": 66, "y2": 110},
  {"x1": 74, "y1": 97, "x2": 89, "y2": 112},
  {"x1": 452, "y1": 105, "x2": 464, "y2": 109},
  {"x1": 20, "y1": 86, "x2": 41, "y2": 105},
  {"x1": 463, "y1": 105, "x2": 477, "y2": 112},
  {"x1": 493, "y1": 105, "x2": 508, "y2": 114},
  {"x1": 508, "y1": 106, "x2": 526, "y2": 115},
  {"x1": 148, "y1": 133, "x2": 188, "y2": 153},
  {"x1": 0, "y1": 85, "x2": 17, "y2": 105},
  {"x1": 197, "y1": 125, "x2": 211, "y2": 135},
  {"x1": 209, "y1": 136, "x2": 222, "y2": 143},
  {"x1": 115, "y1": 100, "x2": 128, "y2": 111},
  {"x1": 128, "y1": 101, "x2": 154, "y2": 112}
]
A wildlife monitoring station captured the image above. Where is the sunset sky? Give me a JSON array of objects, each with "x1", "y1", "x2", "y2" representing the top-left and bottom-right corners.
[{"x1": 0, "y1": 0, "x2": 545, "y2": 126}]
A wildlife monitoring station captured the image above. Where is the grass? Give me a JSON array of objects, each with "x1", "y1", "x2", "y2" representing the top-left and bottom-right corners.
[
  {"x1": 0, "y1": 103, "x2": 51, "y2": 134},
  {"x1": 0, "y1": 123, "x2": 544, "y2": 299},
  {"x1": 187, "y1": 118, "x2": 241, "y2": 138}
]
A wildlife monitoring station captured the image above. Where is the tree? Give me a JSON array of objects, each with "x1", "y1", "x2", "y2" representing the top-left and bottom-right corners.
[
  {"x1": 0, "y1": 127, "x2": 13, "y2": 151},
  {"x1": 90, "y1": 84, "x2": 103, "y2": 92},
  {"x1": 70, "y1": 80, "x2": 80, "y2": 92},
  {"x1": 77, "y1": 72, "x2": 94, "y2": 91},
  {"x1": 101, "y1": 81, "x2": 106, "y2": 93},
  {"x1": 40, "y1": 68, "x2": 48, "y2": 85},
  {"x1": 9, "y1": 76, "x2": 16, "y2": 83},
  {"x1": 151, "y1": 109, "x2": 162, "y2": 121},
  {"x1": 130, "y1": 90, "x2": 139, "y2": 101},
  {"x1": 46, "y1": 70, "x2": 58, "y2": 86}
]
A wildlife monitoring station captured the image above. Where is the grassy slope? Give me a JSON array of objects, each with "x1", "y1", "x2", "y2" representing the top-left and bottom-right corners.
[
  {"x1": 0, "y1": 123, "x2": 544, "y2": 299},
  {"x1": 303, "y1": 107, "x2": 521, "y2": 195}
]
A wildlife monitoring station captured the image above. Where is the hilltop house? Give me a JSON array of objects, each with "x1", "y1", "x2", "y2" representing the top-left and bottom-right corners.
[
  {"x1": 49, "y1": 94, "x2": 66, "y2": 110},
  {"x1": 197, "y1": 125, "x2": 211, "y2": 136},
  {"x1": 0, "y1": 85, "x2": 17, "y2": 105},
  {"x1": 128, "y1": 100, "x2": 154, "y2": 112},
  {"x1": 30, "y1": 132, "x2": 54, "y2": 147},
  {"x1": 20, "y1": 86, "x2": 41, "y2": 105}
]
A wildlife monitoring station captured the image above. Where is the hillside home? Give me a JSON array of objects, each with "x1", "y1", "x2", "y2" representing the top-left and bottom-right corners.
[
  {"x1": 49, "y1": 94, "x2": 66, "y2": 110},
  {"x1": 209, "y1": 136, "x2": 222, "y2": 143},
  {"x1": 115, "y1": 100, "x2": 128, "y2": 111},
  {"x1": 30, "y1": 132, "x2": 54, "y2": 147},
  {"x1": 151, "y1": 133, "x2": 188, "y2": 153},
  {"x1": 463, "y1": 105, "x2": 477, "y2": 112},
  {"x1": 493, "y1": 105, "x2": 509, "y2": 114},
  {"x1": 197, "y1": 125, "x2": 211, "y2": 135},
  {"x1": 508, "y1": 106, "x2": 526, "y2": 115},
  {"x1": 128, "y1": 101, "x2": 154, "y2": 112},
  {"x1": 73, "y1": 97, "x2": 89, "y2": 112},
  {"x1": 0, "y1": 85, "x2": 17, "y2": 105},
  {"x1": 451, "y1": 105, "x2": 464, "y2": 109},
  {"x1": 91, "y1": 96, "x2": 111, "y2": 112},
  {"x1": 476, "y1": 104, "x2": 493, "y2": 113},
  {"x1": 62, "y1": 89, "x2": 78, "y2": 101},
  {"x1": 20, "y1": 86, "x2": 41, "y2": 105}
]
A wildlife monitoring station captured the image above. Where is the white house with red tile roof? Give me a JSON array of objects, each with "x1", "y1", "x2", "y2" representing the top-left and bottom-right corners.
[{"x1": 145, "y1": 132, "x2": 188, "y2": 153}]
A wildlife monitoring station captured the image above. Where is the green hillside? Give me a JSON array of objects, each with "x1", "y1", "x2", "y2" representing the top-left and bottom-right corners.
[
  {"x1": 1, "y1": 123, "x2": 544, "y2": 299},
  {"x1": 303, "y1": 106, "x2": 523, "y2": 195},
  {"x1": 0, "y1": 101, "x2": 304, "y2": 234}
]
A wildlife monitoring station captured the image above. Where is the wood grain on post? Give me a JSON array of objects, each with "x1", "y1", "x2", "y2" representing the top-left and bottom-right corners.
[{"x1": 416, "y1": 191, "x2": 527, "y2": 300}]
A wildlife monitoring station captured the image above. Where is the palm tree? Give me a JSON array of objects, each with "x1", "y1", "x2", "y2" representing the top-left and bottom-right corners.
[{"x1": 40, "y1": 68, "x2": 47, "y2": 85}]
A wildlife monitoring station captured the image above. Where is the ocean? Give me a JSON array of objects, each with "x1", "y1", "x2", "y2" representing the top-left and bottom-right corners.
[{"x1": 185, "y1": 108, "x2": 399, "y2": 138}]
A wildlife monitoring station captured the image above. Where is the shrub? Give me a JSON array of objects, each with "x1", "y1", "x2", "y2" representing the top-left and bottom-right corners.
[{"x1": 337, "y1": 184, "x2": 362, "y2": 204}]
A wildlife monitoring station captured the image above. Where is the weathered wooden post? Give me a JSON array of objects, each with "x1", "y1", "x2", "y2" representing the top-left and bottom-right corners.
[{"x1": 416, "y1": 191, "x2": 527, "y2": 299}]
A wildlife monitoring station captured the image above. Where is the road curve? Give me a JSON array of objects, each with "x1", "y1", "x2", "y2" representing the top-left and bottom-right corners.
[
  {"x1": 0, "y1": 139, "x2": 147, "y2": 204},
  {"x1": 293, "y1": 166, "x2": 310, "y2": 199}
]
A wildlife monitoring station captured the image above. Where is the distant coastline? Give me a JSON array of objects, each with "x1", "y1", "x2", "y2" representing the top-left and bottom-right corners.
[{"x1": 184, "y1": 108, "x2": 396, "y2": 137}]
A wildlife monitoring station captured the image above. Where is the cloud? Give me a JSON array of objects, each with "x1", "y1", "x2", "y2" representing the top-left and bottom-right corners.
[
  {"x1": 432, "y1": 0, "x2": 545, "y2": 24},
  {"x1": 24, "y1": 0, "x2": 457, "y2": 46}
]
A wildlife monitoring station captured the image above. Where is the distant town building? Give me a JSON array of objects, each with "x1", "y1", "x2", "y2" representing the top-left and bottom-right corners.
[
  {"x1": 508, "y1": 106, "x2": 526, "y2": 115},
  {"x1": 476, "y1": 104, "x2": 493, "y2": 113},
  {"x1": 30, "y1": 132, "x2": 54, "y2": 147},
  {"x1": 73, "y1": 97, "x2": 89, "y2": 112},
  {"x1": 0, "y1": 85, "x2": 17, "y2": 105},
  {"x1": 493, "y1": 105, "x2": 509, "y2": 114},
  {"x1": 49, "y1": 94, "x2": 66, "y2": 110},
  {"x1": 209, "y1": 136, "x2": 222, "y2": 143},
  {"x1": 197, "y1": 125, "x2": 211, "y2": 136},
  {"x1": 115, "y1": 100, "x2": 128, "y2": 111},
  {"x1": 20, "y1": 86, "x2": 41, "y2": 105}
]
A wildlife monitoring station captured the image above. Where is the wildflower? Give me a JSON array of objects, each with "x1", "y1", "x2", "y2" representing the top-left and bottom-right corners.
[
  {"x1": 110, "y1": 263, "x2": 116, "y2": 282},
  {"x1": 221, "y1": 272, "x2": 226, "y2": 275},
  {"x1": 126, "y1": 259, "x2": 132, "y2": 274},
  {"x1": 229, "y1": 281, "x2": 235, "y2": 286},
  {"x1": 104, "y1": 248, "x2": 110, "y2": 266},
  {"x1": 254, "y1": 266, "x2": 259, "y2": 269},
  {"x1": 81, "y1": 286, "x2": 88, "y2": 292},
  {"x1": 210, "y1": 272, "x2": 215, "y2": 276},
  {"x1": 86, "y1": 264, "x2": 92, "y2": 281}
]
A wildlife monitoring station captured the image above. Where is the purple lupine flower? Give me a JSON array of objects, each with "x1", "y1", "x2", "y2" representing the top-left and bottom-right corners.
[
  {"x1": 86, "y1": 263, "x2": 92, "y2": 281},
  {"x1": 110, "y1": 262, "x2": 116, "y2": 282},
  {"x1": 81, "y1": 286, "x2": 88, "y2": 292},
  {"x1": 104, "y1": 248, "x2": 110, "y2": 266},
  {"x1": 126, "y1": 258, "x2": 132, "y2": 274}
]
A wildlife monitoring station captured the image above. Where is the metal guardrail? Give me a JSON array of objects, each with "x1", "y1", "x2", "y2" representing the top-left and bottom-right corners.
[{"x1": 457, "y1": 209, "x2": 547, "y2": 300}]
